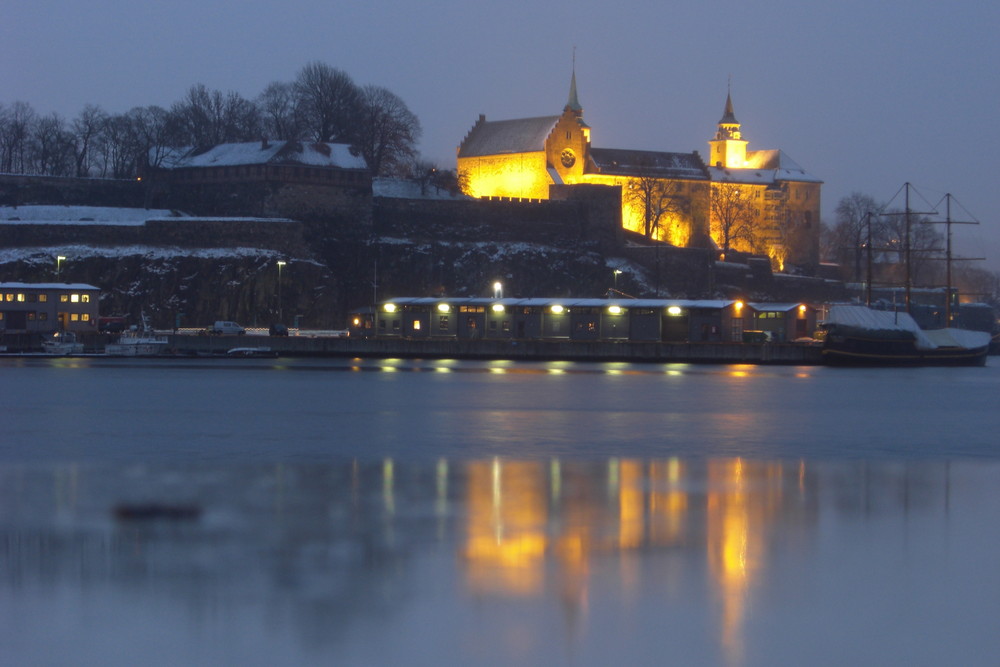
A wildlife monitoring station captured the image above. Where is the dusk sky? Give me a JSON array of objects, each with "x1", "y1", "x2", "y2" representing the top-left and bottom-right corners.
[{"x1": 3, "y1": 0, "x2": 998, "y2": 269}]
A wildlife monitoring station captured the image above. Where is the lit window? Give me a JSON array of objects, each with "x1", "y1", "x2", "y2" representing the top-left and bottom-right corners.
[
  {"x1": 81, "y1": 294, "x2": 90, "y2": 303},
  {"x1": 71, "y1": 294, "x2": 80, "y2": 303},
  {"x1": 413, "y1": 320, "x2": 422, "y2": 331},
  {"x1": 16, "y1": 293, "x2": 25, "y2": 302},
  {"x1": 70, "y1": 313, "x2": 79, "y2": 321},
  {"x1": 60, "y1": 295, "x2": 69, "y2": 303},
  {"x1": 4, "y1": 294, "x2": 12, "y2": 302},
  {"x1": 39, "y1": 294, "x2": 47, "y2": 303},
  {"x1": 81, "y1": 314, "x2": 90, "y2": 322}
]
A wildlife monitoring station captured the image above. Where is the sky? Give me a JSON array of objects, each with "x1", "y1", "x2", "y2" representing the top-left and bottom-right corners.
[{"x1": 3, "y1": 0, "x2": 999, "y2": 270}]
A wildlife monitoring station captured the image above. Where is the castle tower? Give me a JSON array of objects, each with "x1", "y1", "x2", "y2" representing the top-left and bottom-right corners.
[{"x1": 708, "y1": 91, "x2": 748, "y2": 168}]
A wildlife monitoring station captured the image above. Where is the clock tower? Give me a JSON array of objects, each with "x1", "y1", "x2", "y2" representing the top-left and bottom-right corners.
[{"x1": 708, "y1": 91, "x2": 748, "y2": 168}]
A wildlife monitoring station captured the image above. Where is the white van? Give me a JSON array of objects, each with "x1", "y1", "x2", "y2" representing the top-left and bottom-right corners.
[{"x1": 211, "y1": 321, "x2": 246, "y2": 335}]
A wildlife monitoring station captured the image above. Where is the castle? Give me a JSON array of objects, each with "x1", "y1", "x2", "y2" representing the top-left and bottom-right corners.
[{"x1": 457, "y1": 73, "x2": 822, "y2": 271}]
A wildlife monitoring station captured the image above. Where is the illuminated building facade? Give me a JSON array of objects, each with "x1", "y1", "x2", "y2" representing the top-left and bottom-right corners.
[
  {"x1": 457, "y1": 75, "x2": 822, "y2": 270},
  {"x1": 0, "y1": 282, "x2": 100, "y2": 333}
]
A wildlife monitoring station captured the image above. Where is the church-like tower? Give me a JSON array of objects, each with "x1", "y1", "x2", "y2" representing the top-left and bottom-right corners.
[{"x1": 708, "y1": 92, "x2": 748, "y2": 168}]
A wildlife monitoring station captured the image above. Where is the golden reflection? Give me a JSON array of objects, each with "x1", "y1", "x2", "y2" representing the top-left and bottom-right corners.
[{"x1": 455, "y1": 456, "x2": 810, "y2": 664}]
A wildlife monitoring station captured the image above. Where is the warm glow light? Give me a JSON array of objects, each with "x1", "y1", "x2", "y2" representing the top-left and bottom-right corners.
[
  {"x1": 734, "y1": 301, "x2": 744, "y2": 312},
  {"x1": 437, "y1": 303, "x2": 450, "y2": 313},
  {"x1": 608, "y1": 305, "x2": 622, "y2": 315},
  {"x1": 798, "y1": 304, "x2": 807, "y2": 314},
  {"x1": 550, "y1": 305, "x2": 564, "y2": 314},
  {"x1": 667, "y1": 306, "x2": 683, "y2": 316},
  {"x1": 352, "y1": 317, "x2": 360, "y2": 326},
  {"x1": 492, "y1": 303, "x2": 505, "y2": 313},
  {"x1": 384, "y1": 303, "x2": 397, "y2": 313}
]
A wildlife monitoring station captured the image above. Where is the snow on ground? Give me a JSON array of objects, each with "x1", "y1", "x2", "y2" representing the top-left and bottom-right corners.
[
  {"x1": 0, "y1": 205, "x2": 296, "y2": 225},
  {"x1": 0, "y1": 245, "x2": 279, "y2": 264},
  {"x1": 373, "y1": 178, "x2": 468, "y2": 200}
]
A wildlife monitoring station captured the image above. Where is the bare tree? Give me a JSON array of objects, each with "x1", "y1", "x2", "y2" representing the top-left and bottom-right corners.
[
  {"x1": 879, "y1": 210, "x2": 944, "y2": 287},
  {"x1": 126, "y1": 105, "x2": 172, "y2": 171},
  {"x1": 353, "y1": 85, "x2": 420, "y2": 176},
  {"x1": 832, "y1": 192, "x2": 882, "y2": 281},
  {"x1": 624, "y1": 163, "x2": 685, "y2": 240},
  {"x1": 0, "y1": 101, "x2": 37, "y2": 173},
  {"x1": 32, "y1": 113, "x2": 75, "y2": 176},
  {"x1": 293, "y1": 62, "x2": 361, "y2": 143},
  {"x1": 71, "y1": 105, "x2": 108, "y2": 177},
  {"x1": 168, "y1": 84, "x2": 261, "y2": 146},
  {"x1": 710, "y1": 181, "x2": 758, "y2": 258},
  {"x1": 257, "y1": 81, "x2": 301, "y2": 140}
]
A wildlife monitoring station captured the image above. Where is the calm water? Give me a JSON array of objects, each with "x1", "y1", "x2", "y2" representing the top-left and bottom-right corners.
[{"x1": 2, "y1": 356, "x2": 1000, "y2": 665}]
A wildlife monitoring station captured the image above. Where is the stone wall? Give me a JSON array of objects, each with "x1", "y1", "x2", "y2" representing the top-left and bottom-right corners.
[{"x1": 0, "y1": 174, "x2": 145, "y2": 208}]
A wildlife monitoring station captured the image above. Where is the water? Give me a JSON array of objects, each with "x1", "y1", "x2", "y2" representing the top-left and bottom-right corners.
[{"x1": 2, "y1": 356, "x2": 1000, "y2": 665}]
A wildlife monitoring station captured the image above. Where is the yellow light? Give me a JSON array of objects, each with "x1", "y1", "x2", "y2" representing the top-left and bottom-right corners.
[
  {"x1": 492, "y1": 303, "x2": 505, "y2": 313},
  {"x1": 384, "y1": 303, "x2": 397, "y2": 313},
  {"x1": 608, "y1": 305, "x2": 622, "y2": 315},
  {"x1": 798, "y1": 304, "x2": 807, "y2": 314},
  {"x1": 667, "y1": 306, "x2": 682, "y2": 316},
  {"x1": 734, "y1": 301, "x2": 744, "y2": 312},
  {"x1": 352, "y1": 317, "x2": 360, "y2": 326},
  {"x1": 437, "y1": 303, "x2": 450, "y2": 313},
  {"x1": 550, "y1": 305, "x2": 564, "y2": 314}
]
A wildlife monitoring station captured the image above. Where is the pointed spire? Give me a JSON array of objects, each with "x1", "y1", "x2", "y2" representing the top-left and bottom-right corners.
[
  {"x1": 719, "y1": 90, "x2": 738, "y2": 125},
  {"x1": 565, "y1": 48, "x2": 582, "y2": 114}
]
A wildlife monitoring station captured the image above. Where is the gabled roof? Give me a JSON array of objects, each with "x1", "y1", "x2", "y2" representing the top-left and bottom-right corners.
[
  {"x1": 708, "y1": 150, "x2": 822, "y2": 184},
  {"x1": 157, "y1": 141, "x2": 367, "y2": 170},
  {"x1": 458, "y1": 116, "x2": 560, "y2": 158},
  {"x1": 589, "y1": 148, "x2": 710, "y2": 180}
]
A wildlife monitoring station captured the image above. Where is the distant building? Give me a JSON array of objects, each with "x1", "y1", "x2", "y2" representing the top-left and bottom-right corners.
[
  {"x1": 0, "y1": 282, "x2": 100, "y2": 333},
  {"x1": 142, "y1": 141, "x2": 371, "y2": 219},
  {"x1": 457, "y1": 73, "x2": 821, "y2": 271}
]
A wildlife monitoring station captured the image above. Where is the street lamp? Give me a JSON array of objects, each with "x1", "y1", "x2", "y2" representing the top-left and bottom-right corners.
[
  {"x1": 277, "y1": 260, "x2": 286, "y2": 322},
  {"x1": 56, "y1": 255, "x2": 66, "y2": 279},
  {"x1": 613, "y1": 269, "x2": 622, "y2": 292},
  {"x1": 493, "y1": 281, "x2": 502, "y2": 299}
]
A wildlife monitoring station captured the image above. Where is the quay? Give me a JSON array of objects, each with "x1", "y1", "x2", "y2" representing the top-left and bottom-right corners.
[{"x1": 166, "y1": 334, "x2": 824, "y2": 365}]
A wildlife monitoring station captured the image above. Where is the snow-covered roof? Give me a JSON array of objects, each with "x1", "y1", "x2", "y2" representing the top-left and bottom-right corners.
[
  {"x1": 748, "y1": 302, "x2": 810, "y2": 312},
  {"x1": 379, "y1": 297, "x2": 739, "y2": 310},
  {"x1": 458, "y1": 116, "x2": 560, "y2": 157},
  {"x1": 1, "y1": 205, "x2": 185, "y2": 225},
  {"x1": 157, "y1": 141, "x2": 367, "y2": 170},
  {"x1": 589, "y1": 148, "x2": 709, "y2": 180},
  {"x1": 708, "y1": 150, "x2": 822, "y2": 184},
  {"x1": 0, "y1": 282, "x2": 99, "y2": 290}
]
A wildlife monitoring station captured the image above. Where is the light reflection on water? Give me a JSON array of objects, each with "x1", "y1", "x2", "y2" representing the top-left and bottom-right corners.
[
  {"x1": 2, "y1": 457, "x2": 999, "y2": 666},
  {"x1": 2, "y1": 357, "x2": 1000, "y2": 664}
]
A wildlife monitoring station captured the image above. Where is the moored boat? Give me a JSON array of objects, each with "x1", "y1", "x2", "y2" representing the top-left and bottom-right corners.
[
  {"x1": 821, "y1": 305, "x2": 989, "y2": 366},
  {"x1": 42, "y1": 330, "x2": 85, "y2": 355},
  {"x1": 105, "y1": 314, "x2": 170, "y2": 357}
]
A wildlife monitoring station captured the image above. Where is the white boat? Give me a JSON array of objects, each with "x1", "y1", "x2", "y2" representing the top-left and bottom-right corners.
[
  {"x1": 43, "y1": 331, "x2": 85, "y2": 355},
  {"x1": 105, "y1": 315, "x2": 170, "y2": 357}
]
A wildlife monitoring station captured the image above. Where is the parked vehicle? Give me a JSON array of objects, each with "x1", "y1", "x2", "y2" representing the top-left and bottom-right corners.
[
  {"x1": 211, "y1": 321, "x2": 246, "y2": 335},
  {"x1": 268, "y1": 323, "x2": 289, "y2": 336}
]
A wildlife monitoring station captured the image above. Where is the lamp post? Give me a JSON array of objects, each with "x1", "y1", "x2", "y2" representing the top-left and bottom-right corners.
[
  {"x1": 493, "y1": 281, "x2": 502, "y2": 299},
  {"x1": 56, "y1": 255, "x2": 66, "y2": 280},
  {"x1": 613, "y1": 269, "x2": 622, "y2": 292},
  {"x1": 277, "y1": 260, "x2": 286, "y2": 322}
]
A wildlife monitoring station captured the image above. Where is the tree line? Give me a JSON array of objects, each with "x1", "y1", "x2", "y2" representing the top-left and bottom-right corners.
[
  {"x1": 824, "y1": 191, "x2": 1000, "y2": 309},
  {"x1": 0, "y1": 61, "x2": 435, "y2": 181}
]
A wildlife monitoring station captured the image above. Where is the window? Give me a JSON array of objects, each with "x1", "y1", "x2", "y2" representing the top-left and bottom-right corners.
[
  {"x1": 502, "y1": 321, "x2": 510, "y2": 332},
  {"x1": 439, "y1": 316, "x2": 450, "y2": 330},
  {"x1": 38, "y1": 294, "x2": 47, "y2": 303},
  {"x1": 4, "y1": 294, "x2": 12, "y2": 302},
  {"x1": 81, "y1": 294, "x2": 90, "y2": 303},
  {"x1": 27, "y1": 294, "x2": 36, "y2": 302},
  {"x1": 81, "y1": 314, "x2": 90, "y2": 322},
  {"x1": 17, "y1": 293, "x2": 25, "y2": 302},
  {"x1": 27, "y1": 312, "x2": 35, "y2": 321},
  {"x1": 71, "y1": 294, "x2": 80, "y2": 303},
  {"x1": 39, "y1": 312, "x2": 48, "y2": 321},
  {"x1": 60, "y1": 294, "x2": 69, "y2": 302},
  {"x1": 70, "y1": 313, "x2": 79, "y2": 322}
]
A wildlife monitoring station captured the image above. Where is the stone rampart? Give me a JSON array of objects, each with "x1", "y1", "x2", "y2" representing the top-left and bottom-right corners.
[{"x1": 0, "y1": 174, "x2": 145, "y2": 208}]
